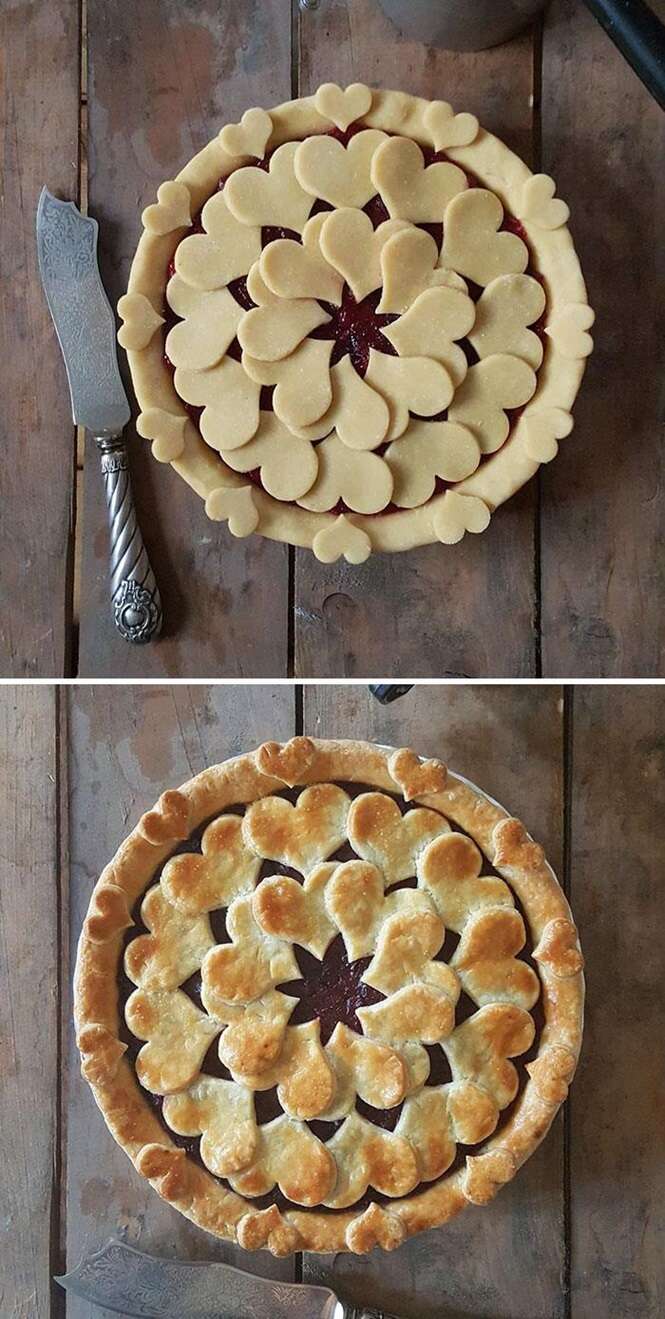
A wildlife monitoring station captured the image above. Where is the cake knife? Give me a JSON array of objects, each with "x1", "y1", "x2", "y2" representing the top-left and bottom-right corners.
[
  {"x1": 36, "y1": 187, "x2": 162, "y2": 644},
  {"x1": 56, "y1": 1238, "x2": 403, "y2": 1318}
]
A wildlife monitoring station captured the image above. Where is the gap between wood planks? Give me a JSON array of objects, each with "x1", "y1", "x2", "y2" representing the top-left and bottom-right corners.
[{"x1": 70, "y1": 0, "x2": 88, "y2": 678}]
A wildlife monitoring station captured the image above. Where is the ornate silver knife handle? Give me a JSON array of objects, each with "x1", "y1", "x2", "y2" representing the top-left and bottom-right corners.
[
  {"x1": 97, "y1": 436, "x2": 162, "y2": 643},
  {"x1": 36, "y1": 187, "x2": 162, "y2": 644}
]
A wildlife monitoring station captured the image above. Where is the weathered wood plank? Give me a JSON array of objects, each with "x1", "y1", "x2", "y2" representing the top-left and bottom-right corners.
[
  {"x1": 294, "y1": 0, "x2": 539, "y2": 678},
  {"x1": 64, "y1": 685, "x2": 297, "y2": 1318},
  {"x1": 0, "y1": 2, "x2": 79, "y2": 676},
  {"x1": 540, "y1": 0, "x2": 665, "y2": 676},
  {"x1": 569, "y1": 687, "x2": 665, "y2": 1317},
  {"x1": 302, "y1": 684, "x2": 566, "y2": 1318},
  {"x1": 78, "y1": 0, "x2": 292, "y2": 677},
  {"x1": 0, "y1": 687, "x2": 61, "y2": 1317}
]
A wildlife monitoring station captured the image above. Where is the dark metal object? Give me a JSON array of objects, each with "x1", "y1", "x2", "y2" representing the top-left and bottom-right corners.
[
  {"x1": 582, "y1": 0, "x2": 665, "y2": 111},
  {"x1": 376, "y1": 0, "x2": 548, "y2": 50},
  {"x1": 55, "y1": 1238, "x2": 402, "y2": 1319},
  {"x1": 369, "y1": 685, "x2": 414, "y2": 704},
  {"x1": 36, "y1": 188, "x2": 162, "y2": 644},
  {"x1": 377, "y1": 0, "x2": 665, "y2": 107}
]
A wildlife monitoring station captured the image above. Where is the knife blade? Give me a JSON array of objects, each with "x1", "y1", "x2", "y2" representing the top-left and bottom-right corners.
[
  {"x1": 36, "y1": 187, "x2": 162, "y2": 644},
  {"x1": 55, "y1": 1238, "x2": 402, "y2": 1319}
]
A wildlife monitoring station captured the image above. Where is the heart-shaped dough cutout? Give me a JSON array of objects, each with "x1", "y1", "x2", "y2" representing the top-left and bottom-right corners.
[
  {"x1": 217, "y1": 992, "x2": 292, "y2": 1076},
  {"x1": 312, "y1": 514, "x2": 372, "y2": 565},
  {"x1": 242, "y1": 783, "x2": 351, "y2": 872},
  {"x1": 364, "y1": 908, "x2": 450, "y2": 994},
  {"x1": 162, "y1": 814, "x2": 261, "y2": 915},
  {"x1": 371, "y1": 136, "x2": 467, "y2": 221},
  {"x1": 463, "y1": 1148, "x2": 516, "y2": 1205},
  {"x1": 293, "y1": 356, "x2": 390, "y2": 451},
  {"x1": 451, "y1": 907, "x2": 540, "y2": 1009},
  {"x1": 230, "y1": 1113, "x2": 336, "y2": 1205},
  {"x1": 219, "y1": 106, "x2": 273, "y2": 160},
  {"x1": 469, "y1": 273, "x2": 546, "y2": 369},
  {"x1": 117, "y1": 293, "x2": 164, "y2": 352},
  {"x1": 126, "y1": 988, "x2": 220, "y2": 1094},
  {"x1": 533, "y1": 917, "x2": 584, "y2": 978},
  {"x1": 319, "y1": 208, "x2": 410, "y2": 303},
  {"x1": 243, "y1": 339, "x2": 333, "y2": 429},
  {"x1": 252, "y1": 867, "x2": 337, "y2": 959},
  {"x1": 174, "y1": 192, "x2": 261, "y2": 291},
  {"x1": 417, "y1": 831, "x2": 513, "y2": 933},
  {"x1": 224, "y1": 142, "x2": 314, "y2": 234},
  {"x1": 138, "y1": 789, "x2": 190, "y2": 845},
  {"x1": 441, "y1": 189, "x2": 529, "y2": 287},
  {"x1": 295, "y1": 130, "x2": 387, "y2": 209},
  {"x1": 365, "y1": 348, "x2": 454, "y2": 440},
  {"x1": 260, "y1": 236, "x2": 343, "y2": 305},
  {"x1": 204, "y1": 485, "x2": 259, "y2": 537},
  {"x1": 314, "y1": 81, "x2": 373, "y2": 130},
  {"x1": 322, "y1": 1112, "x2": 418, "y2": 1208},
  {"x1": 298, "y1": 432, "x2": 393, "y2": 514},
  {"x1": 175, "y1": 357, "x2": 261, "y2": 451},
  {"x1": 84, "y1": 885, "x2": 132, "y2": 945},
  {"x1": 388, "y1": 748, "x2": 448, "y2": 800},
  {"x1": 424, "y1": 100, "x2": 479, "y2": 150},
  {"x1": 348, "y1": 792, "x2": 449, "y2": 884},
  {"x1": 516, "y1": 173, "x2": 569, "y2": 230},
  {"x1": 238, "y1": 297, "x2": 331, "y2": 361},
  {"x1": 255, "y1": 736, "x2": 316, "y2": 785},
  {"x1": 526, "y1": 1046, "x2": 577, "y2": 1105},
  {"x1": 345, "y1": 1204, "x2": 406, "y2": 1254},
  {"x1": 202, "y1": 894, "x2": 299, "y2": 1005},
  {"x1": 386, "y1": 420, "x2": 480, "y2": 507},
  {"x1": 124, "y1": 885, "x2": 213, "y2": 990},
  {"x1": 136, "y1": 409, "x2": 187, "y2": 463},
  {"x1": 163, "y1": 1076, "x2": 257, "y2": 1178},
  {"x1": 378, "y1": 228, "x2": 460, "y2": 315},
  {"x1": 237, "y1": 1205, "x2": 302, "y2": 1256},
  {"x1": 165, "y1": 288, "x2": 243, "y2": 370},
  {"x1": 432, "y1": 491, "x2": 491, "y2": 545},
  {"x1": 545, "y1": 303, "x2": 595, "y2": 358},
  {"x1": 220, "y1": 413, "x2": 318, "y2": 502},
  {"x1": 246, "y1": 260, "x2": 280, "y2": 306},
  {"x1": 523, "y1": 407, "x2": 574, "y2": 462},
  {"x1": 383, "y1": 284, "x2": 475, "y2": 383},
  {"x1": 142, "y1": 180, "x2": 192, "y2": 236},
  {"x1": 448, "y1": 353, "x2": 536, "y2": 453},
  {"x1": 445, "y1": 1003, "x2": 535, "y2": 1108}
]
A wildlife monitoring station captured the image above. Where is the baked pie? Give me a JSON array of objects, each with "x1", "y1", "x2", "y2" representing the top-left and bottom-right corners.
[
  {"x1": 75, "y1": 737, "x2": 584, "y2": 1255},
  {"x1": 118, "y1": 83, "x2": 593, "y2": 563}
]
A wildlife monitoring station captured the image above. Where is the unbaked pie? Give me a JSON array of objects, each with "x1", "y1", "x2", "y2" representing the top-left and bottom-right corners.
[
  {"x1": 118, "y1": 84, "x2": 593, "y2": 563},
  {"x1": 75, "y1": 737, "x2": 584, "y2": 1255}
]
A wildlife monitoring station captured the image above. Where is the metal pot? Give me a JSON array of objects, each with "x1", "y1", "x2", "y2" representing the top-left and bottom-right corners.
[{"x1": 376, "y1": 0, "x2": 549, "y2": 50}]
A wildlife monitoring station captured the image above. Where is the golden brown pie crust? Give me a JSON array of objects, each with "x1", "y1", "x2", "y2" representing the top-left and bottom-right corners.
[{"x1": 75, "y1": 737, "x2": 584, "y2": 1255}]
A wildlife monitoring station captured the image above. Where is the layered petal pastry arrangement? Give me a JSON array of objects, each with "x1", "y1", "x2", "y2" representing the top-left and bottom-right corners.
[
  {"x1": 75, "y1": 737, "x2": 584, "y2": 1254},
  {"x1": 119, "y1": 84, "x2": 593, "y2": 562}
]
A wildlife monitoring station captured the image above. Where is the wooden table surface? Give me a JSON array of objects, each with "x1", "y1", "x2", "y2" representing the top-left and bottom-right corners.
[
  {"x1": 2, "y1": 0, "x2": 664, "y2": 679},
  {"x1": 2, "y1": 681, "x2": 664, "y2": 1318}
]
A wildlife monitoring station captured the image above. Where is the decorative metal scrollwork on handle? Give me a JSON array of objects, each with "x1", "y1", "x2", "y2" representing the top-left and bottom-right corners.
[{"x1": 97, "y1": 436, "x2": 162, "y2": 644}]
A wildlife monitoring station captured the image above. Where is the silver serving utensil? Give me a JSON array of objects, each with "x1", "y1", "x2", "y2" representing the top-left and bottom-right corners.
[
  {"x1": 36, "y1": 187, "x2": 162, "y2": 644},
  {"x1": 55, "y1": 1238, "x2": 402, "y2": 1318}
]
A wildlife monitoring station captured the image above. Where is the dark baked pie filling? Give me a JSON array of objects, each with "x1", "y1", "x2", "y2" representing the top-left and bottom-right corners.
[{"x1": 118, "y1": 782, "x2": 542, "y2": 1213}]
